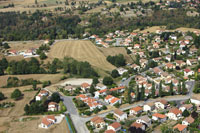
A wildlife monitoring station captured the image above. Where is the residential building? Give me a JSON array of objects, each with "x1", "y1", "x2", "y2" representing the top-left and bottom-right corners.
[
  {"x1": 130, "y1": 106, "x2": 143, "y2": 115},
  {"x1": 90, "y1": 116, "x2": 105, "y2": 129},
  {"x1": 167, "y1": 108, "x2": 182, "y2": 120},
  {"x1": 182, "y1": 116, "x2": 194, "y2": 126},
  {"x1": 114, "y1": 109, "x2": 127, "y2": 121},
  {"x1": 107, "y1": 122, "x2": 121, "y2": 132},
  {"x1": 143, "y1": 102, "x2": 155, "y2": 112},
  {"x1": 173, "y1": 124, "x2": 187, "y2": 133},
  {"x1": 155, "y1": 99, "x2": 168, "y2": 109},
  {"x1": 152, "y1": 113, "x2": 167, "y2": 123}
]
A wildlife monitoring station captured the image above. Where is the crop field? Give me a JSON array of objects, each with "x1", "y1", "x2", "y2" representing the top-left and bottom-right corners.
[{"x1": 48, "y1": 40, "x2": 115, "y2": 71}]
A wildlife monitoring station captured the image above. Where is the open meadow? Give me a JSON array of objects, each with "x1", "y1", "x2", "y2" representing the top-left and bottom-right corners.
[{"x1": 48, "y1": 40, "x2": 116, "y2": 71}]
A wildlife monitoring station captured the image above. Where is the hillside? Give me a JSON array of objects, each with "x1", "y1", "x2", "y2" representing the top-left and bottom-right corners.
[{"x1": 48, "y1": 40, "x2": 116, "y2": 71}]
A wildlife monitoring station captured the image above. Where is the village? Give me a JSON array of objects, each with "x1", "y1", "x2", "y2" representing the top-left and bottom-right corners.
[{"x1": 20, "y1": 27, "x2": 200, "y2": 133}]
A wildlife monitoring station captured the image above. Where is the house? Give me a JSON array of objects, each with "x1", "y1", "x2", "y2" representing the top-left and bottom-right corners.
[
  {"x1": 186, "y1": 59, "x2": 197, "y2": 66},
  {"x1": 175, "y1": 60, "x2": 186, "y2": 68},
  {"x1": 143, "y1": 102, "x2": 155, "y2": 112},
  {"x1": 155, "y1": 99, "x2": 168, "y2": 109},
  {"x1": 117, "y1": 68, "x2": 128, "y2": 75},
  {"x1": 48, "y1": 102, "x2": 58, "y2": 112},
  {"x1": 107, "y1": 122, "x2": 121, "y2": 132},
  {"x1": 40, "y1": 115, "x2": 56, "y2": 129},
  {"x1": 153, "y1": 42, "x2": 159, "y2": 48},
  {"x1": 153, "y1": 67, "x2": 162, "y2": 75},
  {"x1": 179, "y1": 104, "x2": 193, "y2": 112},
  {"x1": 131, "y1": 64, "x2": 140, "y2": 71},
  {"x1": 114, "y1": 109, "x2": 127, "y2": 121},
  {"x1": 94, "y1": 89, "x2": 107, "y2": 98},
  {"x1": 105, "y1": 130, "x2": 115, "y2": 133},
  {"x1": 152, "y1": 113, "x2": 167, "y2": 123},
  {"x1": 76, "y1": 94, "x2": 87, "y2": 100},
  {"x1": 130, "y1": 92, "x2": 135, "y2": 99},
  {"x1": 167, "y1": 108, "x2": 182, "y2": 120},
  {"x1": 131, "y1": 122, "x2": 145, "y2": 131},
  {"x1": 110, "y1": 97, "x2": 121, "y2": 106},
  {"x1": 182, "y1": 116, "x2": 194, "y2": 126},
  {"x1": 165, "y1": 63, "x2": 175, "y2": 69},
  {"x1": 134, "y1": 44, "x2": 140, "y2": 49},
  {"x1": 184, "y1": 69, "x2": 194, "y2": 76},
  {"x1": 170, "y1": 35, "x2": 177, "y2": 40},
  {"x1": 136, "y1": 115, "x2": 151, "y2": 127},
  {"x1": 90, "y1": 116, "x2": 105, "y2": 129},
  {"x1": 105, "y1": 95, "x2": 114, "y2": 103},
  {"x1": 140, "y1": 59, "x2": 148, "y2": 68},
  {"x1": 130, "y1": 106, "x2": 143, "y2": 115},
  {"x1": 81, "y1": 83, "x2": 91, "y2": 92},
  {"x1": 64, "y1": 85, "x2": 75, "y2": 92},
  {"x1": 165, "y1": 55, "x2": 171, "y2": 62},
  {"x1": 36, "y1": 90, "x2": 49, "y2": 101},
  {"x1": 95, "y1": 83, "x2": 107, "y2": 90},
  {"x1": 173, "y1": 124, "x2": 187, "y2": 133},
  {"x1": 109, "y1": 86, "x2": 125, "y2": 93}
]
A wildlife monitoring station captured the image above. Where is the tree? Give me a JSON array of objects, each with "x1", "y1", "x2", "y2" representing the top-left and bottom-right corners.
[
  {"x1": 0, "y1": 67, "x2": 4, "y2": 76},
  {"x1": 51, "y1": 93, "x2": 61, "y2": 103},
  {"x1": 11, "y1": 89, "x2": 22, "y2": 100},
  {"x1": 65, "y1": 0, "x2": 69, "y2": 5},
  {"x1": 182, "y1": 81, "x2": 187, "y2": 95},
  {"x1": 89, "y1": 85, "x2": 96, "y2": 96},
  {"x1": 103, "y1": 76, "x2": 113, "y2": 85},
  {"x1": 3, "y1": 43, "x2": 10, "y2": 49},
  {"x1": 141, "y1": 85, "x2": 145, "y2": 100},
  {"x1": 151, "y1": 82, "x2": 156, "y2": 98},
  {"x1": 0, "y1": 92, "x2": 5, "y2": 100},
  {"x1": 39, "y1": 52, "x2": 47, "y2": 60},
  {"x1": 92, "y1": 77, "x2": 99, "y2": 85},
  {"x1": 159, "y1": 81, "x2": 163, "y2": 97},
  {"x1": 35, "y1": 0, "x2": 38, "y2": 4},
  {"x1": 178, "y1": 81, "x2": 181, "y2": 94},
  {"x1": 32, "y1": 81, "x2": 37, "y2": 90},
  {"x1": 182, "y1": 109, "x2": 190, "y2": 117},
  {"x1": 111, "y1": 69, "x2": 120, "y2": 78},
  {"x1": 136, "y1": 85, "x2": 140, "y2": 101},
  {"x1": 170, "y1": 81, "x2": 173, "y2": 95}
]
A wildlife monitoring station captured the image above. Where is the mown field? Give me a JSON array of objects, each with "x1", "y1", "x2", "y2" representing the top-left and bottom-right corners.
[{"x1": 48, "y1": 40, "x2": 116, "y2": 71}]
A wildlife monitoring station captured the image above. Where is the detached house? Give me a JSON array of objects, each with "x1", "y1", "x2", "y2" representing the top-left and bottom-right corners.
[
  {"x1": 114, "y1": 109, "x2": 127, "y2": 121},
  {"x1": 152, "y1": 113, "x2": 167, "y2": 123},
  {"x1": 143, "y1": 102, "x2": 155, "y2": 112},
  {"x1": 81, "y1": 83, "x2": 90, "y2": 92},
  {"x1": 131, "y1": 122, "x2": 145, "y2": 131},
  {"x1": 136, "y1": 115, "x2": 151, "y2": 127},
  {"x1": 107, "y1": 122, "x2": 121, "y2": 132},
  {"x1": 41, "y1": 115, "x2": 56, "y2": 129},
  {"x1": 175, "y1": 60, "x2": 186, "y2": 68},
  {"x1": 130, "y1": 106, "x2": 143, "y2": 115},
  {"x1": 167, "y1": 108, "x2": 182, "y2": 120},
  {"x1": 36, "y1": 90, "x2": 49, "y2": 101},
  {"x1": 182, "y1": 116, "x2": 194, "y2": 126},
  {"x1": 155, "y1": 99, "x2": 168, "y2": 109},
  {"x1": 186, "y1": 59, "x2": 197, "y2": 66},
  {"x1": 173, "y1": 124, "x2": 187, "y2": 133},
  {"x1": 179, "y1": 104, "x2": 193, "y2": 112},
  {"x1": 48, "y1": 102, "x2": 58, "y2": 112},
  {"x1": 184, "y1": 69, "x2": 194, "y2": 77},
  {"x1": 90, "y1": 116, "x2": 105, "y2": 129}
]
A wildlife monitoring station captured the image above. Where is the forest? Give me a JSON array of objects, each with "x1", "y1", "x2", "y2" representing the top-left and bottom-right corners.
[{"x1": 0, "y1": 8, "x2": 200, "y2": 41}]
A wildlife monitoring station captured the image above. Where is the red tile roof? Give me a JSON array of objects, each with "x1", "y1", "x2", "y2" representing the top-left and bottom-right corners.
[
  {"x1": 109, "y1": 122, "x2": 121, "y2": 129},
  {"x1": 152, "y1": 113, "x2": 167, "y2": 119},
  {"x1": 131, "y1": 106, "x2": 142, "y2": 112},
  {"x1": 173, "y1": 124, "x2": 187, "y2": 132},
  {"x1": 109, "y1": 86, "x2": 125, "y2": 92}
]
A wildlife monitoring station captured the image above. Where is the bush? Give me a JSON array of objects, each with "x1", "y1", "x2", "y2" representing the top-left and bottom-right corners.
[
  {"x1": 111, "y1": 69, "x2": 120, "y2": 78},
  {"x1": 11, "y1": 89, "x2": 23, "y2": 100},
  {"x1": 0, "y1": 92, "x2": 5, "y2": 100},
  {"x1": 103, "y1": 76, "x2": 113, "y2": 85}
]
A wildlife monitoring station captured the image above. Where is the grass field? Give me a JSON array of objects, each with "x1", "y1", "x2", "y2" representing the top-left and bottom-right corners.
[
  {"x1": 98, "y1": 47, "x2": 133, "y2": 63},
  {"x1": 48, "y1": 40, "x2": 115, "y2": 71}
]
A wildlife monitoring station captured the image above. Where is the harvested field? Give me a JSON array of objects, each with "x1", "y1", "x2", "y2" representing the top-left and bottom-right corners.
[
  {"x1": 98, "y1": 47, "x2": 133, "y2": 63},
  {"x1": 0, "y1": 74, "x2": 64, "y2": 87},
  {"x1": 49, "y1": 40, "x2": 115, "y2": 71}
]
